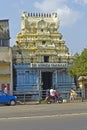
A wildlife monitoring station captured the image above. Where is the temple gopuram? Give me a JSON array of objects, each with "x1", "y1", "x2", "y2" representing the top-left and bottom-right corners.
[{"x1": 12, "y1": 12, "x2": 76, "y2": 97}]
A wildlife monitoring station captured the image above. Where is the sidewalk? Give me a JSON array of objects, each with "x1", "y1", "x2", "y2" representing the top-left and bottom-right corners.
[{"x1": 17, "y1": 98, "x2": 87, "y2": 105}]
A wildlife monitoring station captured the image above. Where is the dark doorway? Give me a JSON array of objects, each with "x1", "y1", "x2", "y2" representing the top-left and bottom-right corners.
[
  {"x1": 41, "y1": 72, "x2": 52, "y2": 90},
  {"x1": 42, "y1": 72, "x2": 52, "y2": 89},
  {"x1": 41, "y1": 72, "x2": 52, "y2": 99}
]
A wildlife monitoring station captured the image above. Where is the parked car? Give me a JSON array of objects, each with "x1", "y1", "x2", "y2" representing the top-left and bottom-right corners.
[{"x1": 0, "y1": 90, "x2": 17, "y2": 106}]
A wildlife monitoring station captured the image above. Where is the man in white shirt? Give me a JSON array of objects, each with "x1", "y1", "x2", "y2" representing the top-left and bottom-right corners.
[{"x1": 50, "y1": 88, "x2": 56, "y2": 97}]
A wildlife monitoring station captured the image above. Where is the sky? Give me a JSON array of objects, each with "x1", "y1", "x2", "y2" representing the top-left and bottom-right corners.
[{"x1": 0, "y1": 0, "x2": 87, "y2": 54}]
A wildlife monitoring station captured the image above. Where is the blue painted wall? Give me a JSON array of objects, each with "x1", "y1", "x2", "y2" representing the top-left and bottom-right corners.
[
  {"x1": 13, "y1": 63, "x2": 76, "y2": 98},
  {"x1": 13, "y1": 63, "x2": 39, "y2": 91}
]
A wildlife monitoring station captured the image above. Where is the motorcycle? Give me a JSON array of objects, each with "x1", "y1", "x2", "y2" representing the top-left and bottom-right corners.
[{"x1": 46, "y1": 92, "x2": 63, "y2": 104}]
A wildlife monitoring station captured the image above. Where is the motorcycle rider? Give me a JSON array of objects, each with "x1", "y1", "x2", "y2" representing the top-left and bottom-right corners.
[
  {"x1": 50, "y1": 87, "x2": 56, "y2": 101},
  {"x1": 46, "y1": 87, "x2": 62, "y2": 104}
]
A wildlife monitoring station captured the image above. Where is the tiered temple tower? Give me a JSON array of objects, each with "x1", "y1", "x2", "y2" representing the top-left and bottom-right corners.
[{"x1": 12, "y1": 12, "x2": 76, "y2": 97}]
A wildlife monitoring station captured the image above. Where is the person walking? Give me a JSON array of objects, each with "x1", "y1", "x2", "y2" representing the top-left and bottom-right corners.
[
  {"x1": 4, "y1": 86, "x2": 8, "y2": 93},
  {"x1": 70, "y1": 88, "x2": 77, "y2": 101}
]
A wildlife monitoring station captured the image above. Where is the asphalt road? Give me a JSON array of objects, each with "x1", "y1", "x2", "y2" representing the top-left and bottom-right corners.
[
  {"x1": 0, "y1": 102, "x2": 87, "y2": 130},
  {"x1": 0, "y1": 114, "x2": 87, "y2": 130}
]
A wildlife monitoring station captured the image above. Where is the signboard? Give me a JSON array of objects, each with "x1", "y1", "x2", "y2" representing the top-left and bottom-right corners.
[{"x1": 30, "y1": 63, "x2": 68, "y2": 68}]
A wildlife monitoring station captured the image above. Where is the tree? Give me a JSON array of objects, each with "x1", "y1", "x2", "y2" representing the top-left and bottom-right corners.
[{"x1": 68, "y1": 48, "x2": 87, "y2": 87}]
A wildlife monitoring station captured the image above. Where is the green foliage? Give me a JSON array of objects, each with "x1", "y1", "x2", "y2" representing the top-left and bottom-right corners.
[
  {"x1": 38, "y1": 96, "x2": 43, "y2": 104},
  {"x1": 68, "y1": 48, "x2": 87, "y2": 78},
  {"x1": 38, "y1": 97, "x2": 47, "y2": 104}
]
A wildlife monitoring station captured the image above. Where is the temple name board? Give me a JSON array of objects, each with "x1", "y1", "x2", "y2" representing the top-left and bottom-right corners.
[{"x1": 29, "y1": 63, "x2": 68, "y2": 68}]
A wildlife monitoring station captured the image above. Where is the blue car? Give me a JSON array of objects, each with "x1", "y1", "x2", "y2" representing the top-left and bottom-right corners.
[{"x1": 0, "y1": 90, "x2": 17, "y2": 106}]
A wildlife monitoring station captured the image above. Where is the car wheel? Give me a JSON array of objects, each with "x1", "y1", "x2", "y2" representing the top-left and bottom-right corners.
[{"x1": 10, "y1": 100, "x2": 16, "y2": 106}]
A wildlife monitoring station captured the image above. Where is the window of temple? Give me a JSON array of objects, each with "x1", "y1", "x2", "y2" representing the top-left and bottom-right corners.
[
  {"x1": 44, "y1": 56, "x2": 49, "y2": 62},
  {"x1": 42, "y1": 41, "x2": 46, "y2": 45},
  {"x1": 59, "y1": 57, "x2": 61, "y2": 63},
  {"x1": 41, "y1": 29, "x2": 43, "y2": 32}
]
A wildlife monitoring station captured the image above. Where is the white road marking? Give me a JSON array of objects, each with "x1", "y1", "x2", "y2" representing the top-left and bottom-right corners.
[{"x1": 0, "y1": 112, "x2": 87, "y2": 121}]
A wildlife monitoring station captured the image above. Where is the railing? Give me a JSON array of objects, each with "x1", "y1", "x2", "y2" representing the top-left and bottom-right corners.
[
  {"x1": 13, "y1": 89, "x2": 83, "y2": 104},
  {"x1": 13, "y1": 90, "x2": 40, "y2": 103}
]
